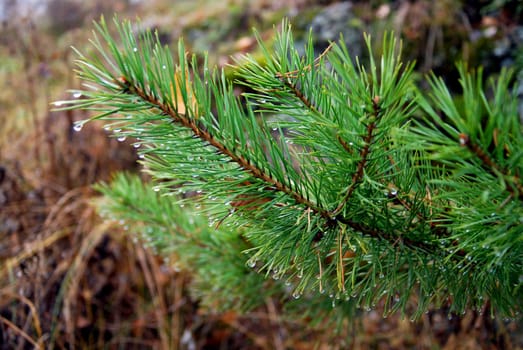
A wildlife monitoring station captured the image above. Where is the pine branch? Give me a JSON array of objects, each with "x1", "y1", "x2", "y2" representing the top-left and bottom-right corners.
[
  {"x1": 245, "y1": 69, "x2": 442, "y2": 251},
  {"x1": 118, "y1": 73, "x2": 363, "y2": 247},
  {"x1": 459, "y1": 133, "x2": 523, "y2": 200},
  {"x1": 58, "y1": 18, "x2": 522, "y2": 320},
  {"x1": 117, "y1": 76, "x2": 324, "y2": 212},
  {"x1": 276, "y1": 73, "x2": 319, "y2": 113},
  {"x1": 331, "y1": 97, "x2": 380, "y2": 216},
  {"x1": 94, "y1": 173, "x2": 275, "y2": 311}
]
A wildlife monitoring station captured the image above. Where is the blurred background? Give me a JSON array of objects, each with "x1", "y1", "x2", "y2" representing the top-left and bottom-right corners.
[{"x1": 0, "y1": 0, "x2": 522, "y2": 348}]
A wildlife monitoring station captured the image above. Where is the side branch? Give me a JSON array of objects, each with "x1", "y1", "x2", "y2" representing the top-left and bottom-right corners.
[
  {"x1": 276, "y1": 73, "x2": 319, "y2": 114},
  {"x1": 117, "y1": 78, "x2": 326, "y2": 215},
  {"x1": 331, "y1": 97, "x2": 380, "y2": 216},
  {"x1": 459, "y1": 133, "x2": 523, "y2": 200}
]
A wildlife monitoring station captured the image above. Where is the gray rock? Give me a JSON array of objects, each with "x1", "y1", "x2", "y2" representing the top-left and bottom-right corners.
[{"x1": 310, "y1": 1, "x2": 364, "y2": 59}]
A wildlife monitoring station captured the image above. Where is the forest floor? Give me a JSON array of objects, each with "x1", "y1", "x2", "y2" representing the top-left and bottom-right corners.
[{"x1": 0, "y1": 0, "x2": 521, "y2": 349}]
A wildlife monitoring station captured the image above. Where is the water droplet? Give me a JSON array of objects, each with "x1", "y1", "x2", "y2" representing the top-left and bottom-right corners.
[
  {"x1": 292, "y1": 291, "x2": 301, "y2": 299},
  {"x1": 73, "y1": 92, "x2": 82, "y2": 98},
  {"x1": 348, "y1": 142, "x2": 354, "y2": 146},
  {"x1": 73, "y1": 123, "x2": 83, "y2": 132},
  {"x1": 133, "y1": 143, "x2": 141, "y2": 148},
  {"x1": 138, "y1": 154, "x2": 145, "y2": 159},
  {"x1": 133, "y1": 47, "x2": 138, "y2": 52},
  {"x1": 260, "y1": 99, "x2": 266, "y2": 104},
  {"x1": 114, "y1": 128, "x2": 122, "y2": 133},
  {"x1": 379, "y1": 273, "x2": 385, "y2": 279},
  {"x1": 162, "y1": 65, "x2": 166, "y2": 70},
  {"x1": 272, "y1": 127, "x2": 278, "y2": 131},
  {"x1": 153, "y1": 186, "x2": 161, "y2": 192},
  {"x1": 247, "y1": 259, "x2": 256, "y2": 268},
  {"x1": 53, "y1": 101, "x2": 63, "y2": 107},
  {"x1": 117, "y1": 136, "x2": 127, "y2": 142}
]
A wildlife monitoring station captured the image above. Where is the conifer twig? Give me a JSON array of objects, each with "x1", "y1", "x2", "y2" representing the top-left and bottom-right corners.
[
  {"x1": 337, "y1": 134, "x2": 355, "y2": 155},
  {"x1": 331, "y1": 96, "x2": 380, "y2": 216},
  {"x1": 116, "y1": 76, "x2": 325, "y2": 215},
  {"x1": 273, "y1": 43, "x2": 334, "y2": 113},
  {"x1": 276, "y1": 73, "x2": 319, "y2": 113},
  {"x1": 459, "y1": 133, "x2": 523, "y2": 200}
]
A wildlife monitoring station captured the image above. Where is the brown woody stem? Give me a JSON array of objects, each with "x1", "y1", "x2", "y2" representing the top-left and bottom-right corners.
[
  {"x1": 117, "y1": 78, "x2": 326, "y2": 216},
  {"x1": 331, "y1": 98, "x2": 380, "y2": 216},
  {"x1": 459, "y1": 133, "x2": 523, "y2": 200}
]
